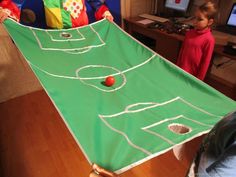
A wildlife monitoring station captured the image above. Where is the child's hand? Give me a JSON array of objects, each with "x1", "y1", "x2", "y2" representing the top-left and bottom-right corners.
[
  {"x1": 105, "y1": 15, "x2": 113, "y2": 22},
  {"x1": 0, "y1": 10, "x2": 8, "y2": 23},
  {"x1": 103, "y1": 11, "x2": 114, "y2": 22},
  {"x1": 91, "y1": 163, "x2": 118, "y2": 177}
]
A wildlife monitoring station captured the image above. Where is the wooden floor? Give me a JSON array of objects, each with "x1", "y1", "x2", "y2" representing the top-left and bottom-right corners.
[{"x1": 0, "y1": 90, "x2": 204, "y2": 177}]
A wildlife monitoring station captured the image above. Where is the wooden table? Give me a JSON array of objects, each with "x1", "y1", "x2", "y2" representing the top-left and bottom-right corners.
[{"x1": 124, "y1": 17, "x2": 184, "y2": 63}]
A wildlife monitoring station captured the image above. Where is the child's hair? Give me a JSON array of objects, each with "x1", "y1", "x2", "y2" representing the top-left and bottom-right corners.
[{"x1": 199, "y1": 1, "x2": 217, "y2": 20}]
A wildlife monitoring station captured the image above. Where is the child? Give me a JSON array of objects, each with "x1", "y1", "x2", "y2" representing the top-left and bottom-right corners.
[
  {"x1": 177, "y1": 1, "x2": 217, "y2": 80},
  {"x1": 0, "y1": 0, "x2": 20, "y2": 22},
  {"x1": 187, "y1": 111, "x2": 236, "y2": 177}
]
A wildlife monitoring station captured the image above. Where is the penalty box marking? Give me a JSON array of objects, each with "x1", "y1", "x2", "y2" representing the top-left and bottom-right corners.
[
  {"x1": 99, "y1": 97, "x2": 222, "y2": 155},
  {"x1": 30, "y1": 25, "x2": 105, "y2": 53}
]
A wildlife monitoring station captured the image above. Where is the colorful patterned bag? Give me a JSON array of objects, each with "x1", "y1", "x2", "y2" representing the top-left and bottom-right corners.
[{"x1": 43, "y1": 0, "x2": 88, "y2": 29}]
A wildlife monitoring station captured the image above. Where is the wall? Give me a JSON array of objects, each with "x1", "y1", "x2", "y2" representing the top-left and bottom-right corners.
[
  {"x1": 138, "y1": 0, "x2": 234, "y2": 25},
  {"x1": 217, "y1": 0, "x2": 235, "y2": 24},
  {"x1": 191, "y1": 0, "x2": 235, "y2": 25},
  {"x1": 121, "y1": 0, "x2": 155, "y2": 18}
]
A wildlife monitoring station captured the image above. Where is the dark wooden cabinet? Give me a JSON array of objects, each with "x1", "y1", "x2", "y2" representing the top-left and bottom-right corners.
[{"x1": 124, "y1": 17, "x2": 184, "y2": 63}]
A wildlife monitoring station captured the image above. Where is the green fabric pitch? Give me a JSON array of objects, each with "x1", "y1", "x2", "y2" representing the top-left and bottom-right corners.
[{"x1": 4, "y1": 19, "x2": 236, "y2": 174}]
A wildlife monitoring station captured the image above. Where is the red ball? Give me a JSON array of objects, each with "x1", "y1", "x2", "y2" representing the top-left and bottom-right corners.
[{"x1": 105, "y1": 76, "x2": 115, "y2": 87}]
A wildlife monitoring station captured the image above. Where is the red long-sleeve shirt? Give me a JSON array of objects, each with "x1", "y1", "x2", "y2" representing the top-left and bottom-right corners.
[
  {"x1": 0, "y1": 0, "x2": 20, "y2": 21},
  {"x1": 177, "y1": 28, "x2": 215, "y2": 80}
]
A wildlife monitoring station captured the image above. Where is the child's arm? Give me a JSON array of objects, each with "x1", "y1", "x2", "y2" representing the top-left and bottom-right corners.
[
  {"x1": 0, "y1": 0, "x2": 20, "y2": 23},
  {"x1": 87, "y1": 0, "x2": 113, "y2": 22},
  {"x1": 91, "y1": 164, "x2": 118, "y2": 177},
  {"x1": 0, "y1": 9, "x2": 8, "y2": 22},
  {"x1": 196, "y1": 39, "x2": 215, "y2": 80}
]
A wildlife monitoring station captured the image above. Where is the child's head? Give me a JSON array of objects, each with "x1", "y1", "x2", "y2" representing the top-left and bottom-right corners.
[{"x1": 193, "y1": 1, "x2": 217, "y2": 30}]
